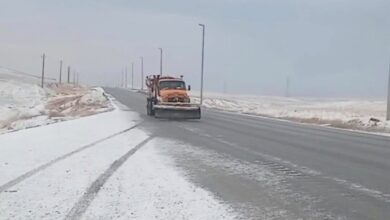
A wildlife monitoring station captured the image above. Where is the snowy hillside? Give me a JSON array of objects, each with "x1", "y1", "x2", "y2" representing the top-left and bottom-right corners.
[
  {"x1": 0, "y1": 67, "x2": 112, "y2": 134},
  {"x1": 191, "y1": 92, "x2": 390, "y2": 133}
]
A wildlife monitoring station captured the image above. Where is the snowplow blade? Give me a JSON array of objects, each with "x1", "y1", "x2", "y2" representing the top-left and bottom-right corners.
[{"x1": 154, "y1": 105, "x2": 201, "y2": 119}]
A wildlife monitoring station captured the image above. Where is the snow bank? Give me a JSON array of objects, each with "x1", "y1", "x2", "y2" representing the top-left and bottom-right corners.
[
  {"x1": 79, "y1": 87, "x2": 108, "y2": 105},
  {"x1": 0, "y1": 67, "x2": 112, "y2": 134},
  {"x1": 0, "y1": 77, "x2": 49, "y2": 132},
  {"x1": 46, "y1": 85, "x2": 112, "y2": 118},
  {"x1": 191, "y1": 92, "x2": 390, "y2": 133}
]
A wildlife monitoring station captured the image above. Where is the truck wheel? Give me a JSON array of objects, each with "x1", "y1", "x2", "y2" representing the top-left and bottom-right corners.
[
  {"x1": 146, "y1": 99, "x2": 151, "y2": 116},
  {"x1": 150, "y1": 101, "x2": 155, "y2": 116},
  {"x1": 146, "y1": 99, "x2": 155, "y2": 116}
]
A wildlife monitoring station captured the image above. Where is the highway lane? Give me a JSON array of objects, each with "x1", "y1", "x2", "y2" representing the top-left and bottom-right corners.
[{"x1": 107, "y1": 88, "x2": 390, "y2": 220}]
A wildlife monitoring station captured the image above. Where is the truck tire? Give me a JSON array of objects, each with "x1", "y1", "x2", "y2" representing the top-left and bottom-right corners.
[
  {"x1": 146, "y1": 99, "x2": 151, "y2": 116},
  {"x1": 146, "y1": 99, "x2": 155, "y2": 116},
  {"x1": 150, "y1": 100, "x2": 155, "y2": 116}
]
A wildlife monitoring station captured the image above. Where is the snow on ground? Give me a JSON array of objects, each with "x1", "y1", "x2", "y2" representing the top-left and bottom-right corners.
[
  {"x1": 0, "y1": 67, "x2": 112, "y2": 134},
  {"x1": 0, "y1": 102, "x2": 140, "y2": 187},
  {"x1": 190, "y1": 91, "x2": 390, "y2": 133},
  {"x1": 0, "y1": 94, "x2": 237, "y2": 219},
  {"x1": 45, "y1": 84, "x2": 112, "y2": 118},
  {"x1": 0, "y1": 128, "x2": 148, "y2": 220},
  {"x1": 0, "y1": 66, "x2": 56, "y2": 85},
  {"x1": 83, "y1": 138, "x2": 238, "y2": 220},
  {"x1": 0, "y1": 69, "x2": 48, "y2": 133}
]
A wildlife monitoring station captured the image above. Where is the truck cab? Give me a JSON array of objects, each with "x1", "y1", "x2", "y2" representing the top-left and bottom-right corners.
[{"x1": 158, "y1": 79, "x2": 191, "y2": 103}]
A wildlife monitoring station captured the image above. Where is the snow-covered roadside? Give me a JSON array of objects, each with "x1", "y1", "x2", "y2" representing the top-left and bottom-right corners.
[
  {"x1": 0, "y1": 67, "x2": 112, "y2": 134},
  {"x1": 45, "y1": 84, "x2": 112, "y2": 118},
  {"x1": 0, "y1": 93, "x2": 237, "y2": 219},
  {"x1": 83, "y1": 138, "x2": 238, "y2": 220},
  {"x1": 0, "y1": 102, "x2": 140, "y2": 186},
  {"x1": 0, "y1": 77, "x2": 48, "y2": 132},
  {"x1": 190, "y1": 91, "x2": 390, "y2": 133},
  {"x1": 0, "y1": 128, "x2": 149, "y2": 220}
]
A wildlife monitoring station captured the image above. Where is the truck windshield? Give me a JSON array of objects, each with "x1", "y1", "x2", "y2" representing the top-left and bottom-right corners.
[{"x1": 159, "y1": 81, "x2": 186, "y2": 90}]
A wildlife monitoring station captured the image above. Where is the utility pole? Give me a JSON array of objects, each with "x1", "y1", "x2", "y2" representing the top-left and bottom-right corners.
[
  {"x1": 76, "y1": 72, "x2": 79, "y2": 85},
  {"x1": 285, "y1": 75, "x2": 290, "y2": 97},
  {"x1": 41, "y1": 53, "x2": 46, "y2": 88},
  {"x1": 131, "y1": 62, "x2": 134, "y2": 89},
  {"x1": 142, "y1": 57, "x2": 144, "y2": 90},
  {"x1": 199, "y1": 24, "x2": 205, "y2": 105},
  {"x1": 59, "y1": 60, "x2": 63, "y2": 84},
  {"x1": 121, "y1": 69, "x2": 124, "y2": 88},
  {"x1": 387, "y1": 60, "x2": 390, "y2": 120},
  {"x1": 67, "y1": 66, "x2": 71, "y2": 83},
  {"x1": 125, "y1": 67, "x2": 128, "y2": 88},
  {"x1": 159, "y1": 48, "x2": 163, "y2": 76}
]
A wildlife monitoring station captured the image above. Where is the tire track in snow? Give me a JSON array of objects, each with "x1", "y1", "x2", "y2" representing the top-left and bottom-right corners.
[
  {"x1": 65, "y1": 136, "x2": 154, "y2": 220},
  {"x1": 0, "y1": 123, "x2": 142, "y2": 193}
]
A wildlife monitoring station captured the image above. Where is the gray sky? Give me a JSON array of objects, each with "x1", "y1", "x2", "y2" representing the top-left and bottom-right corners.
[{"x1": 1, "y1": 0, "x2": 390, "y2": 97}]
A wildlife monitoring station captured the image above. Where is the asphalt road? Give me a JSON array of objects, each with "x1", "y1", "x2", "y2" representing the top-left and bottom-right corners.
[{"x1": 107, "y1": 88, "x2": 390, "y2": 220}]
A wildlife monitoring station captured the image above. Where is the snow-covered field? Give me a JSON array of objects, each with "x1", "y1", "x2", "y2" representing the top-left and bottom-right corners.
[
  {"x1": 0, "y1": 67, "x2": 112, "y2": 134},
  {"x1": 191, "y1": 92, "x2": 390, "y2": 133}
]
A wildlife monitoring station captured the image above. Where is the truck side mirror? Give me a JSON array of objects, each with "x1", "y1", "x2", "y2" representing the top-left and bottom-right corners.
[{"x1": 188, "y1": 85, "x2": 191, "y2": 91}]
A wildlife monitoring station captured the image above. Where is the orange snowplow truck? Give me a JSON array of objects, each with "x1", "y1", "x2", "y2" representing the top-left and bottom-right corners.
[{"x1": 145, "y1": 75, "x2": 201, "y2": 119}]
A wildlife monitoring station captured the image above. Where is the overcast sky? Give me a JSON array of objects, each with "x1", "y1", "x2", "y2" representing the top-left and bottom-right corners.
[{"x1": 1, "y1": 0, "x2": 390, "y2": 97}]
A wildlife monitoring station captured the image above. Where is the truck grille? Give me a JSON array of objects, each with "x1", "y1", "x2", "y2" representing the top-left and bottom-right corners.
[{"x1": 168, "y1": 97, "x2": 185, "y2": 102}]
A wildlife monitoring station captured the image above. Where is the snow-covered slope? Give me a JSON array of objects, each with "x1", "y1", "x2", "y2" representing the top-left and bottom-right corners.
[
  {"x1": 0, "y1": 69, "x2": 49, "y2": 132},
  {"x1": 0, "y1": 67, "x2": 112, "y2": 134},
  {"x1": 0, "y1": 66, "x2": 56, "y2": 85}
]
